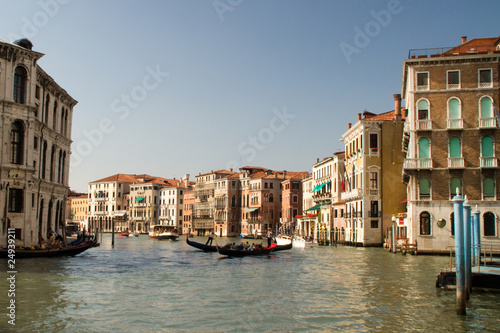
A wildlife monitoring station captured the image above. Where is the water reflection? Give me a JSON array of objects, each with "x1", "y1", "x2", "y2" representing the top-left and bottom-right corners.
[{"x1": 1, "y1": 235, "x2": 500, "y2": 332}]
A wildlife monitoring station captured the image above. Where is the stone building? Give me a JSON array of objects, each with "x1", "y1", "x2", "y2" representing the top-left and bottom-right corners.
[
  {"x1": 402, "y1": 36, "x2": 500, "y2": 252},
  {"x1": 0, "y1": 38, "x2": 77, "y2": 247}
]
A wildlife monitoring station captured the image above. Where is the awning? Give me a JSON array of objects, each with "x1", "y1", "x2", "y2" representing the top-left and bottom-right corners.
[
  {"x1": 305, "y1": 204, "x2": 322, "y2": 212},
  {"x1": 400, "y1": 198, "x2": 408, "y2": 203},
  {"x1": 135, "y1": 198, "x2": 144, "y2": 202},
  {"x1": 244, "y1": 207, "x2": 259, "y2": 213},
  {"x1": 312, "y1": 181, "x2": 330, "y2": 193}
]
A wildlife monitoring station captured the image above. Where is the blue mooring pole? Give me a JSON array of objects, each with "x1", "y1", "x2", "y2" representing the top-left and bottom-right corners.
[
  {"x1": 452, "y1": 192, "x2": 466, "y2": 315},
  {"x1": 472, "y1": 207, "x2": 481, "y2": 267},
  {"x1": 463, "y1": 197, "x2": 471, "y2": 300}
]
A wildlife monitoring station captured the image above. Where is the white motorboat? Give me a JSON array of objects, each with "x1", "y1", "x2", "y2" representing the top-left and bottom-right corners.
[
  {"x1": 148, "y1": 225, "x2": 179, "y2": 240},
  {"x1": 293, "y1": 236, "x2": 317, "y2": 248}
]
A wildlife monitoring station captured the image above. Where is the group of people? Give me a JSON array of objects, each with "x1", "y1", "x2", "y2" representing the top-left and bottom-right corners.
[
  {"x1": 222, "y1": 241, "x2": 265, "y2": 251},
  {"x1": 205, "y1": 228, "x2": 275, "y2": 249},
  {"x1": 37, "y1": 228, "x2": 65, "y2": 249}
]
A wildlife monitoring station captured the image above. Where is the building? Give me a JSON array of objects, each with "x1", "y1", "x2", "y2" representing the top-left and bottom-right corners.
[
  {"x1": 0, "y1": 38, "x2": 77, "y2": 247},
  {"x1": 298, "y1": 174, "x2": 314, "y2": 237},
  {"x1": 341, "y1": 95, "x2": 407, "y2": 246},
  {"x1": 67, "y1": 194, "x2": 88, "y2": 225},
  {"x1": 182, "y1": 189, "x2": 195, "y2": 235},
  {"x1": 158, "y1": 175, "x2": 193, "y2": 234},
  {"x1": 213, "y1": 171, "x2": 241, "y2": 236},
  {"x1": 401, "y1": 36, "x2": 500, "y2": 252},
  {"x1": 280, "y1": 175, "x2": 304, "y2": 235}
]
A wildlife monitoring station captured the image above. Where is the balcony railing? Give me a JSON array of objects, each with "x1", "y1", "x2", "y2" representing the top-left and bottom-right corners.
[
  {"x1": 447, "y1": 118, "x2": 463, "y2": 130},
  {"x1": 480, "y1": 157, "x2": 498, "y2": 168},
  {"x1": 341, "y1": 188, "x2": 361, "y2": 201},
  {"x1": 416, "y1": 119, "x2": 432, "y2": 130},
  {"x1": 403, "y1": 158, "x2": 432, "y2": 169},
  {"x1": 448, "y1": 157, "x2": 464, "y2": 168},
  {"x1": 479, "y1": 117, "x2": 497, "y2": 128},
  {"x1": 369, "y1": 210, "x2": 381, "y2": 218}
]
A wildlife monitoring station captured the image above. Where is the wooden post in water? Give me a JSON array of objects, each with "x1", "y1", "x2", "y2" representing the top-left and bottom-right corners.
[
  {"x1": 463, "y1": 197, "x2": 472, "y2": 300},
  {"x1": 112, "y1": 219, "x2": 115, "y2": 248},
  {"x1": 472, "y1": 206, "x2": 481, "y2": 266},
  {"x1": 452, "y1": 190, "x2": 466, "y2": 315}
]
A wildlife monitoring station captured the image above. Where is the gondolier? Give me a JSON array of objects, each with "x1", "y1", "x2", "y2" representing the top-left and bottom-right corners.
[
  {"x1": 206, "y1": 231, "x2": 216, "y2": 245},
  {"x1": 267, "y1": 228, "x2": 273, "y2": 247}
]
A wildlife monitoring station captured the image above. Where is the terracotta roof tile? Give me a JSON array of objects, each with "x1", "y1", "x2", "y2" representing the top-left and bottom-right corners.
[{"x1": 442, "y1": 36, "x2": 500, "y2": 56}]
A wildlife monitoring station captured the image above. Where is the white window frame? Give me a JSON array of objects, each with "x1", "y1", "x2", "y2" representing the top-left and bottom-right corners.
[
  {"x1": 447, "y1": 70, "x2": 461, "y2": 90},
  {"x1": 478, "y1": 68, "x2": 493, "y2": 88},
  {"x1": 416, "y1": 72, "x2": 429, "y2": 91}
]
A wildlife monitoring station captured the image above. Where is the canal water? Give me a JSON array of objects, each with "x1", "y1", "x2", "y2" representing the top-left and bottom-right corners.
[{"x1": 2, "y1": 235, "x2": 500, "y2": 332}]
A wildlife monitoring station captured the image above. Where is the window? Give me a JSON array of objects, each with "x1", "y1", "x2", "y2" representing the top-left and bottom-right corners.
[
  {"x1": 8, "y1": 188, "x2": 24, "y2": 213},
  {"x1": 448, "y1": 98, "x2": 461, "y2": 120},
  {"x1": 447, "y1": 70, "x2": 460, "y2": 89},
  {"x1": 419, "y1": 211, "x2": 431, "y2": 235},
  {"x1": 292, "y1": 182, "x2": 299, "y2": 190},
  {"x1": 417, "y1": 72, "x2": 429, "y2": 90},
  {"x1": 10, "y1": 121, "x2": 24, "y2": 165},
  {"x1": 417, "y1": 99, "x2": 429, "y2": 120},
  {"x1": 371, "y1": 220, "x2": 379, "y2": 228},
  {"x1": 269, "y1": 194, "x2": 274, "y2": 203},
  {"x1": 482, "y1": 136, "x2": 494, "y2": 157},
  {"x1": 418, "y1": 137, "x2": 430, "y2": 159},
  {"x1": 483, "y1": 212, "x2": 496, "y2": 236},
  {"x1": 483, "y1": 177, "x2": 495, "y2": 198},
  {"x1": 479, "y1": 69, "x2": 492, "y2": 88},
  {"x1": 450, "y1": 177, "x2": 462, "y2": 198},
  {"x1": 480, "y1": 96, "x2": 493, "y2": 118},
  {"x1": 370, "y1": 201, "x2": 378, "y2": 217},
  {"x1": 292, "y1": 195, "x2": 298, "y2": 203},
  {"x1": 369, "y1": 133, "x2": 378, "y2": 150},
  {"x1": 369, "y1": 172, "x2": 378, "y2": 189},
  {"x1": 419, "y1": 178, "x2": 430, "y2": 199},
  {"x1": 450, "y1": 212, "x2": 455, "y2": 236},
  {"x1": 449, "y1": 137, "x2": 462, "y2": 158},
  {"x1": 13, "y1": 66, "x2": 27, "y2": 104}
]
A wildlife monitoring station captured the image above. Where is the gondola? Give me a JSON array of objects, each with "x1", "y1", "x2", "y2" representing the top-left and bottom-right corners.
[
  {"x1": 217, "y1": 243, "x2": 277, "y2": 257},
  {"x1": 0, "y1": 236, "x2": 99, "y2": 259},
  {"x1": 186, "y1": 237, "x2": 217, "y2": 252}
]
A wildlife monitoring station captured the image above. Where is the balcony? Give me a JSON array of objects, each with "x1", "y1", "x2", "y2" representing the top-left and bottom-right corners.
[
  {"x1": 369, "y1": 211, "x2": 381, "y2": 218},
  {"x1": 341, "y1": 188, "x2": 361, "y2": 201},
  {"x1": 448, "y1": 157, "x2": 464, "y2": 168},
  {"x1": 480, "y1": 157, "x2": 498, "y2": 168},
  {"x1": 403, "y1": 158, "x2": 432, "y2": 170},
  {"x1": 416, "y1": 119, "x2": 432, "y2": 130},
  {"x1": 447, "y1": 118, "x2": 463, "y2": 130},
  {"x1": 479, "y1": 117, "x2": 497, "y2": 129}
]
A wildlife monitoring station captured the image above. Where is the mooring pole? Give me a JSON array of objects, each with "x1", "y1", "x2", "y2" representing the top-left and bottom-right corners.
[
  {"x1": 463, "y1": 197, "x2": 472, "y2": 300},
  {"x1": 392, "y1": 224, "x2": 396, "y2": 253},
  {"x1": 472, "y1": 207, "x2": 481, "y2": 266},
  {"x1": 112, "y1": 219, "x2": 115, "y2": 248},
  {"x1": 452, "y1": 191, "x2": 466, "y2": 315}
]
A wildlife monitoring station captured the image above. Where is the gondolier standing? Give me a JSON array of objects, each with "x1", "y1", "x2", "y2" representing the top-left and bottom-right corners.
[
  {"x1": 206, "y1": 231, "x2": 216, "y2": 245},
  {"x1": 267, "y1": 228, "x2": 273, "y2": 247}
]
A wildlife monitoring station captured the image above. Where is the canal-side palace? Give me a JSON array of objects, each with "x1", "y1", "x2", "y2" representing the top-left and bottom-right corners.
[{"x1": 2, "y1": 36, "x2": 500, "y2": 253}]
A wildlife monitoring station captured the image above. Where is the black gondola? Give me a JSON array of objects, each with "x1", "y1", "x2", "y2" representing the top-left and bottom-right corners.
[
  {"x1": 186, "y1": 237, "x2": 217, "y2": 252},
  {"x1": 217, "y1": 243, "x2": 277, "y2": 257},
  {"x1": 1, "y1": 235, "x2": 99, "y2": 259}
]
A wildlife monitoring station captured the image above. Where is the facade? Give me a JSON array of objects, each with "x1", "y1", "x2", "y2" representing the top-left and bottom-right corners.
[
  {"x1": 402, "y1": 36, "x2": 500, "y2": 252},
  {"x1": 182, "y1": 189, "x2": 194, "y2": 235},
  {"x1": 158, "y1": 175, "x2": 192, "y2": 234},
  {"x1": 310, "y1": 157, "x2": 335, "y2": 242},
  {"x1": 67, "y1": 194, "x2": 88, "y2": 224},
  {"x1": 331, "y1": 152, "x2": 346, "y2": 240},
  {"x1": 341, "y1": 95, "x2": 407, "y2": 246},
  {"x1": 213, "y1": 172, "x2": 240, "y2": 236},
  {"x1": 280, "y1": 176, "x2": 303, "y2": 235},
  {"x1": 298, "y1": 174, "x2": 314, "y2": 237},
  {"x1": 0, "y1": 38, "x2": 77, "y2": 247},
  {"x1": 88, "y1": 174, "x2": 137, "y2": 233}
]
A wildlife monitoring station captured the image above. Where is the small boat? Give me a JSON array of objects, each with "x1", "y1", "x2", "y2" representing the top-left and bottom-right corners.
[
  {"x1": 0, "y1": 236, "x2": 99, "y2": 259},
  {"x1": 149, "y1": 225, "x2": 179, "y2": 240},
  {"x1": 274, "y1": 236, "x2": 293, "y2": 251},
  {"x1": 186, "y1": 237, "x2": 217, "y2": 252},
  {"x1": 217, "y1": 243, "x2": 277, "y2": 257},
  {"x1": 293, "y1": 236, "x2": 317, "y2": 248},
  {"x1": 118, "y1": 232, "x2": 129, "y2": 237},
  {"x1": 133, "y1": 232, "x2": 140, "y2": 237}
]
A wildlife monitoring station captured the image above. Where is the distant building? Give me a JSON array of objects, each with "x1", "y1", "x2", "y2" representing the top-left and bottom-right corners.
[
  {"x1": 402, "y1": 36, "x2": 500, "y2": 252},
  {"x1": 213, "y1": 172, "x2": 240, "y2": 236},
  {"x1": 341, "y1": 95, "x2": 407, "y2": 246},
  {"x1": 0, "y1": 38, "x2": 77, "y2": 247},
  {"x1": 67, "y1": 194, "x2": 88, "y2": 225},
  {"x1": 159, "y1": 175, "x2": 192, "y2": 234},
  {"x1": 182, "y1": 189, "x2": 195, "y2": 235},
  {"x1": 298, "y1": 174, "x2": 314, "y2": 237}
]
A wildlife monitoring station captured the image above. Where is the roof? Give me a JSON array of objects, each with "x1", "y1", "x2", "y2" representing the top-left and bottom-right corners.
[
  {"x1": 362, "y1": 108, "x2": 406, "y2": 121},
  {"x1": 90, "y1": 174, "x2": 141, "y2": 184},
  {"x1": 90, "y1": 173, "x2": 193, "y2": 188},
  {"x1": 441, "y1": 36, "x2": 500, "y2": 56}
]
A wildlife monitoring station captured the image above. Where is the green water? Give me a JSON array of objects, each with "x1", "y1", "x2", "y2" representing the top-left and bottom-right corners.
[{"x1": 1, "y1": 235, "x2": 500, "y2": 332}]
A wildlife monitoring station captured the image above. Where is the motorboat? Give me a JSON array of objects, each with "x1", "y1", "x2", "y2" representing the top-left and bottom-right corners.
[
  {"x1": 148, "y1": 225, "x2": 179, "y2": 240},
  {"x1": 293, "y1": 236, "x2": 317, "y2": 248}
]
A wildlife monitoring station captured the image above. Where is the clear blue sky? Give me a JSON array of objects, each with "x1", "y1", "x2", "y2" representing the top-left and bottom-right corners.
[{"x1": 1, "y1": 0, "x2": 499, "y2": 192}]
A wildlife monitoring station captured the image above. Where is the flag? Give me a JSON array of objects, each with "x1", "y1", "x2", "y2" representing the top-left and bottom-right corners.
[{"x1": 494, "y1": 104, "x2": 500, "y2": 127}]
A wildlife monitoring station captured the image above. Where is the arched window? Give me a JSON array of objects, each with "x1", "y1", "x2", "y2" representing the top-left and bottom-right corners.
[
  {"x1": 450, "y1": 177, "x2": 462, "y2": 198},
  {"x1": 417, "y1": 99, "x2": 429, "y2": 120},
  {"x1": 44, "y1": 94, "x2": 50, "y2": 124},
  {"x1": 448, "y1": 98, "x2": 461, "y2": 119},
  {"x1": 449, "y1": 137, "x2": 462, "y2": 158},
  {"x1": 10, "y1": 121, "x2": 24, "y2": 165},
  {"x1": 480, "y1": 96, "x2": 493, "y2": 118},
  {"x1": 420, "y1": 211, "x2": 431, "y2": 235},
  {"x1": 13, "y1": 66, "x2": 27, "y2": 104},
  {"x1": 419, "y1": 178, "x2": 430, "y2": 199},
  {"x1": 41, "y1": 141, "x2": 48, "y2": 179},
  {"x1": 481, "y1": 136, "x2": 494, "y2": 157},
  {"x1": 53, "y1": 100, "x2": 58, "y2": 130},
  {"x1": 418, "y1": 137, "x2": 430, "y2": 158},
  {"x1": 483, "y1": 177, "x2": 495, "y2": 198},
  {"x1": 483, "y1": 212, "x2": 496, "y2": 236}
]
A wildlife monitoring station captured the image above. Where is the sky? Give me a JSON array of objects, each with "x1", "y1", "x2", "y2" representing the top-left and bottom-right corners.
[{"x1": 1, "y1": 0, "x2": 499, "y2": 192}]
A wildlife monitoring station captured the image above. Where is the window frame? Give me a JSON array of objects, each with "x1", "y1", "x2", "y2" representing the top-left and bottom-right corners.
[
  {"x1": 447, "y1": 70, "x2": 461, "y2": 89},
  {"x1": 419, "y1": 211, "x2": 431, "y2": 236},
  {"x1": 416, "y1": 72, "x2": 429, "y2": 90},
  {"x1": 8, "y1": 188, "x2": 24, "y2": 213},
  {"x1": 13, "y1": 66, "x2": 27, "y2": 104},
  {"x1": 478, "y1": 68, "x2": 493, "y2": 88},
  {"x1": 483, "y1": 212, "x2": 496, "y2": 237}
]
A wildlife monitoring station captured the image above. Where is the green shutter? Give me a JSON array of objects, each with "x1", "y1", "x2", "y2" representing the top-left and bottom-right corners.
[
  {"x1": 451, "y1": 178, "x2": 462, "y2": 196},
  {"x1": 481, "y1": 97, "x2": 493, "y2": 118},
  {"x1": 482, "y1": 136, "x2": 494, "y2": 157},
  {"x1": 418, "y1": 138, "x2": 430, "y2": 158},
  {"x1": 417, "y1": 99, "x2": 428, "y2": 111},
  {"x1": 420, "y1": 178, "x2": 430, "y2": 195},
  {"x1": 449, "y1": 137, "x2": 461, "y2": 158},
  {"x1": 449, "y1": 98, "x2": 460, "y2": 119},
  {"x1": 483, "y1": 178, "x2": 495, "y2": 197}
]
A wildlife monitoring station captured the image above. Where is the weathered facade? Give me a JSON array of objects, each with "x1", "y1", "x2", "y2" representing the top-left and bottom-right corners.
[{"x1": 0, "y1": 38, "x2": 77, "y2": 247}]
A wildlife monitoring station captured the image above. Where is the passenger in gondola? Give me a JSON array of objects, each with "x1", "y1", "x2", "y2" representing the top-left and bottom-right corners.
[
  {"x1": 236, "y1": 242, "x2": 244, "y2": 250},
  {"x1": 244, "y1": 241, "x2": 250, "y2": 249}
]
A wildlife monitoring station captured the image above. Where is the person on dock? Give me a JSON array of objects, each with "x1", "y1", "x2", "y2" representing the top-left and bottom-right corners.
[
  {"x1": 267, "y1": 228, "x2": 273, "y2": 247},
  {"x1": 206, "y1": 231, "x2": 216, "y2": 245}
]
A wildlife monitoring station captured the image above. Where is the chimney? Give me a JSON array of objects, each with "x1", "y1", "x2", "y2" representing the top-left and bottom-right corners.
[
  {"x1": 316, "y1": 158, "x2": 319, "y2": 163},
  {"x1": 283, "y1": 170, "x2": 287, "y2": 179},
  {"x1": 358, "y1": 113, "x2": 362, "y2": 121},
  {"x1": 461, "y1": 36, "x2": 467, "y2": 44},
  {"x1": 184, "y1": 174, "x2": 189, "y2": 187},
  {"x1": 394, "y1": 94, "x2": 402, "y2": 121},
  {"x1": 348, "y1": 123, "x2": 352, "y2": 129}
]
